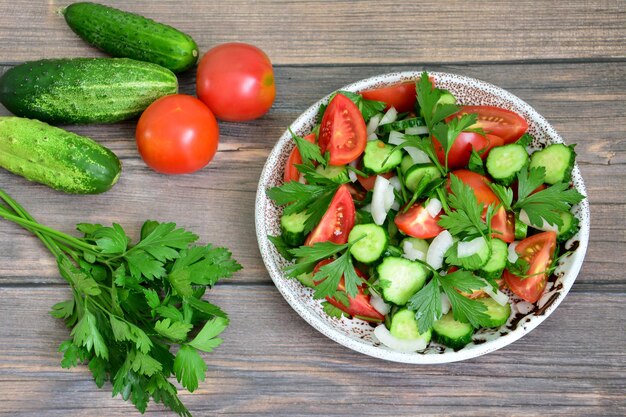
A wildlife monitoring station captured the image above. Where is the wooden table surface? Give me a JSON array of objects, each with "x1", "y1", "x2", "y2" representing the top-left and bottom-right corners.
[{"x1": 0, "y1": 1, "x2": 625, "y2": 416}]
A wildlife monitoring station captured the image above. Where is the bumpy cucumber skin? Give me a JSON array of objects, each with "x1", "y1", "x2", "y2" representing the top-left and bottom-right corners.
[
  {"x1": 0, "y1": 117, "x2": 121, "y2": 194},
  {"x1": 0, "y1": 58, "x2": 178, "y2": 124},
  {"x1": 63, "y1": 2, "x2": 198, "y2": 73}
]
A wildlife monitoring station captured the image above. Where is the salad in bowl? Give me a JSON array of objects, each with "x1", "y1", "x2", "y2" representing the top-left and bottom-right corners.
[{"x1": 255, "y1": 71, "x2": 589, "y2": 363}]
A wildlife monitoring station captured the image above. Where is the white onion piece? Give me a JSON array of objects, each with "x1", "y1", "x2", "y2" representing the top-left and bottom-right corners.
[
  {"x1": 367, "y1": 113, "x2": 382, "y2": 136},
  {"x1": 379, "y1": 106, "x2": 398, "y2": 125},
  {"x1": 537, "y1": 289, "x2": 559, "y2": 310},
  {"x1": 374, "y1": 324, "x2": 428, "y2": 352},
  {"x1": 426, "y1": 230, "x2": 454, "y2": 270},
  {"x1": 348, "y1": 160, "x2": 358, "y2": 183},
  {"x1": 361, "y1": 204, "x2": 372, "y2": 213},
  {"x1": 371, "y1": 176, "x2": 392, "y2": 225},
  {"x1": 515, "y1": 301, "x2": 534, "y2": 315},
  {"x1": 388, "y1": 176, "x2": 402, "y2": 192},
  {"x1": 370, "y1": 293, "x2": 391, "y2": 316},
  {"x1": 387, "y1": 131, "x2": 430, "y2": 164},
  {"x1": 298, "y1": 174, "x2": 306, "y2": 184},
  {"x1": 508, "y1": 241, "x2": 520, "y2": 263},
  {"x1": 384, "y1": 184, "x2": 395, "y2": 212},
  {"x1": 367, "y1": 132, "x2": 379, "y2": 141},
  {"x1": 391, "y1": 200, "x2": 400, "y2": 211},
  {"x1": 457, "y1": 236, "x2": 487, "y2": 258},
  {"x1": 519, "y1": 210, "x2": 559, "y2": 232},
  {"x1": 402, "y1": 240, "x2": 426, "y2": 261},
  {"x1": 440, "y1": 293, "x2": 451, "y2": 315},
  {"x1": 481, "y1": 283, "x2": 509, "y2": 306},
  {"x1": 405, "y1": 125, "x2": 429, "y2": 135},
  {"x1": 425, "y1": 198, "x2": 442, "y2": 218}
]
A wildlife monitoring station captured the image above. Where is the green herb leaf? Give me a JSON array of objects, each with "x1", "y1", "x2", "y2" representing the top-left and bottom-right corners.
[
  {"x1": 92, "y1": 223, "x2": 129, "y2": 254},
  {"x1": 173, "y1": 345, "x2": 206, "y2": 392},
  {"x1": 155, "y1": 318, "x2": 193, "y2": 341},
  {"x1": 407, "y1": 277, "x2": 442, "y2": 333},
  {"x1": 335, "y1": 90, "x2": 386, "y2": 122},
  {"x1": 291, "y1": 129, "x2": 325, "y2": 166},
  {"x1": 71, "y1": 308, "x2": 108, "y2": 360},
  {"x1": 268, "y1": 235, "x2": 295, "y2": 260},
  {"x1": 439, "y1": 270, "x2": 491, "y2": 328},
  {"x1": 188, "y1": 317, "x2": 229, "y2": 352},
  {"x1": 321, "y1": 301, "x2": 349, "y2": 319},
  {"x1": 438, "y1": 174, "x2": 490, "y2": 239}
]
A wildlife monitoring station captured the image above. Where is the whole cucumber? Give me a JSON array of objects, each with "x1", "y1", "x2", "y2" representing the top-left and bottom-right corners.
[
  {"x1": 0, "y1": 117, "x2": 121, "y2": 194},
  {"x1": 63, "y1": 2, "x2": 199, "y2": 73},
  {"x1": 0, "y1": 58, "x2": 178, "y2": 125}
]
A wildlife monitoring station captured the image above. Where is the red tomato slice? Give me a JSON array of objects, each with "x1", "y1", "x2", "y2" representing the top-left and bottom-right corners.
[
  {"x1": 450, "y1": 170, "x2": 500, "y2": 207},
  {"x1": 448, "y1": 106, "x2": 528, "y2": 144},
  {"x1": 283, "y1": 133, "x2": 316, "y2": 182},
  {"x1": 360, "y1": 81, "x2": 416, "y2": 113},
  {"x1": 504, "y1": 231, "x2": 557, "y2": 303},
  {"x1": 314, "y1": 260, "x2": 384, "y2": 322},
  {"x1": 491, "y1": 206, "x2": 515, "y2": 243},
  {"x1": 318, "y1": 94, "x2": 367, "y2": 166},
  {"x1": 433, "y1": 132, "x2": 504, "y2": 170},
  {"x1": 394, "y1": 203, "x2": 444, "y2": 239},
  {"x1": 357, "y1": 171, "x2": 394, "y2": 191},
  {"x1": 305, "y1": 185, "x2": 355, "y2": 245}
]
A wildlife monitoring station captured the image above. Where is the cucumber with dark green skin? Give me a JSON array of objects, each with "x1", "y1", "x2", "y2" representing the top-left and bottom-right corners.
[
  {"x1": 0, "y1": 58, "x2": 178, "y2": 124},
  {"x1": 63, "y1": 2, "x2": 199, "y2": 73},
  {"x1": 0, "y1": 117, "x2": 121, "y2": 194}
]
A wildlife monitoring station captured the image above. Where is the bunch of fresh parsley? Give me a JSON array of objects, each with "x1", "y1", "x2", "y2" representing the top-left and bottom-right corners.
[{"x1": 0, "y1": 188, "x2": 241, "y2": 417}]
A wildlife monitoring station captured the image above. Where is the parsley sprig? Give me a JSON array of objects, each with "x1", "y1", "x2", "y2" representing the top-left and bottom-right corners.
[{"x1": 0, "y1": 188, "x2": 242, "y2": 417}]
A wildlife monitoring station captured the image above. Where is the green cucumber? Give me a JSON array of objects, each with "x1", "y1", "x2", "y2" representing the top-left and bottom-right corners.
[
  {"x1": 404, "y1": 163, "x2": 441, "y2": 192},
  {"x1": 378, "y1": 117, "x2": 426, "y2": 133},
  {"x1": 477, "y1": 297, "x2": 511, "y2": 328},
  {"x1": 280, "y1": 211, "x2": 309, "y2": 247},
  {"x1": 557, "y1": 211, "x2": 579, "y2": 242},
  {"x1": 63, "y1": 2, "x2": 198, "y2": 73},
  {"x1": 362, "y1": 140, "x2": 403, "y2": 174},
  {"x1": 0, "y1": 117, "x2": 121, "y2": 194},
  {"x1": 486, "y1": 143, "x2": 529, "y2": 185},
  {"x1": 529, "y1": 143, "x2": 576, "y2": 184},
  {"x1": 432, "y1": 312, "x2": 473, "y2": 350},
  {"x1": 390, "y1": 309, "x2": 432, "y2": 342},
  {"x1": 479, "y1": 238, "x2": 508, "y2": 280},
  {"x1": 0, "y1": 58, "x2": 178, "y2": 124},
  {"x1": 377, "y1": 257, "x2": 428, "y2": 305},
  {"x1": 348, "y1": 223, "x2": 388, "y2": 264}
]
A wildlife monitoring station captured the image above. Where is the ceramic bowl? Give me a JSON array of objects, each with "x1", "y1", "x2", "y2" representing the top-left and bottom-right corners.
[{"x1": 255, "y1": 71, "x2": 589, "y2": 363}]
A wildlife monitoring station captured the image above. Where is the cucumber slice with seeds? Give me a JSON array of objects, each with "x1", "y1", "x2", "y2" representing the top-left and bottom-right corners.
[
  {"x1": 486, "y1": 143, "x2": 529, "y2": 185},
  {"x1": 477, "y1": 297, "x2": 511, "y2": 328},
  {"x1": 390, "y1": 309, "x2": 432, "y2": 342},
  {"x1": 362, "y1": 140, "x2": 403, "y2": 174},
  {"x1": 404, "y1": 163, "x2": 441, "y2": 192},
  {"x1": 432, "y1": 311, "x2": 474, "y2": 350},
  {"x1": 377, "y1": 257, "x2": 428, "y2": 305},
  {"x1": 557, "y1": 211, "x2": 579, "y2": 242},
  {"x1": 479, "y1": 238, "x2": 508, "y2": 280},
  {"x1": 529, "y1": 143, "x2": 576, "y2": 184},
  {"x1": 315, "y1": 164, "x2": 349, "y2": 183},
  {"x1": 348, "y1": 223, "x2": 388, "y2": 264}
]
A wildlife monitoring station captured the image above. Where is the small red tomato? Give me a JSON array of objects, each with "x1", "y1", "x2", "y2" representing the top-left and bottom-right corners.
[
  {"x1": 196, "y1": 43, "x2": 275, "y2": 121},
  {"x1": 136, "y1": 94, "x2": 219, "y2": 175}
]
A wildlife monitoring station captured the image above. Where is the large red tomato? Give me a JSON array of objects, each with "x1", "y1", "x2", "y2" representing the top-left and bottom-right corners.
[
  {"x1": 136, "y1": 94, "x2": 219, "y2": 175},
  {"x1": 196, "y1": 43, "x2": 275, "y2": 121}
]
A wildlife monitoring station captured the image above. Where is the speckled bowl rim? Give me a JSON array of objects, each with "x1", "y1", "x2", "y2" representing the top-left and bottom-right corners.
[{"x1": 255, "y1": 71, "x2": 590, "y2": 364}]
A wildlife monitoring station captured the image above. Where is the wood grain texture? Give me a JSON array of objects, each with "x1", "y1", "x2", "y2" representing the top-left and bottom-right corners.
[
  {"x1": 0, "y1": 1, "x2": 624, "y2": 65},
  {"x1": 0, "y1": 286, "x2": 624, "y2": 417},
  {"x1": 0, "y1": 1, "x2": 625, "y2": 416}
]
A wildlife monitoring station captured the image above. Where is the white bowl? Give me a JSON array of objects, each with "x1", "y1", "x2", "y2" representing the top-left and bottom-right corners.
[{"x1": 255, "y1": 71, "x2": 590, "y2": 363}]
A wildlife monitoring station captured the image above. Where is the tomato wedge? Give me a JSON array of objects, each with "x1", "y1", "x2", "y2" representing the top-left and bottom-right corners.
[
  {"x1": 491, "y1": 206, "x2": 515, "y2": 243},
  {"x1": 305, "y1": 185, "x2": 355, "y2": 245},
  {"x1": 433, "y1": 132, "x2": 504, "y2": 170},
  {"x1": 504, "y1": 231, "x2": 557, "y2": 303},
  {"x1": 357, "y1": 171, "x2": 394, "y2": 191},
  {"x1": 394, "y1": 203, "x2": 444, "y2": 239},
  {"x1": 450, "y1": 170, "x2": 500, "y2": 207},
  {"x1": 318, "y1": 94, "x2": 367, "y2": 165},
  {"x1": 447, "y1": 106, "x2": 528, "y2": 144},
  {"x1": 360, "y1": 81, "x2": 416, "y2": 113},
  {"x1": 283, "y1": 133, "x2": 316, "y2": 182},
  {"x1": 314, "y1": 260, "x2": 384, "y2": 322}
]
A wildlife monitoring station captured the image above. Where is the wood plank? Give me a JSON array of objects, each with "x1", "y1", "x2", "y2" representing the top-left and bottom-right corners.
[
  {"x1": 0, "y1": 286, "x2": 624, "y2": 416},
  {"x1": 0, "y1": 62, "x2": 624, "y2": 287},
  {"x1": 0, "y1": 1, "x2": 624, "y2": 65}
]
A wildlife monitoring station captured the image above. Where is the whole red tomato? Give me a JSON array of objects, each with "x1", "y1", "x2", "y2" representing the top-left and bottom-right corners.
[
  {"x1": 136, "y1": 94, "x2": 219, "y2": 174},
  {"x1": 196, "y1": 43, "x2": 275, "y2": 121}
]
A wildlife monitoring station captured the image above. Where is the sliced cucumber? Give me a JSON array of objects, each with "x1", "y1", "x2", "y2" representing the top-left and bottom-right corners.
[
  {"x1": 529, "y1": 143, "x2": 576, "y2": 184},
  {"x1": 378, "y1": 117, "x2": 426, "y2": 133},
  {"x1": 479, "y1": 238, "x2": 508, "y2": 280},
  {"x1": 400, "y1": 154, "x2": 415, "y2": 174},
  {"x1": 514, "y1": 217, "x2": 528, "y2": 240},
  {"x1": 437, "y1": 90, "x2": 456, "y2": 106},
  {"x1": 401, "y1": 237, "x2": 430, "y2": 261},
  {"x1": 377, "y1": 257, "x2": 428, "y2": 305},
  {"x1": 486, "y1": 143, "x2": 529, "y2": 185},
  {"x1": 477, "y1": 297, "x2": 511, "y2": 328},
  {"x1": 390, "y1": 309, "x2": 432, "y2": 342},
  {"x1": 315, "y1": 164, "x2": 349, "y2": 183},
  {"x1": 280, "y1": 211, "x2": 309, "y2": 247},
  {"x1": 557, "y1": 211, "x2": 579, "y2": 242},
  {"x1": 404, "y1": 163, "x2": 441, "y2": 192},
  {"x1": 445, "y1": 237, "x2": 491, "y2": 271},
  {"x1": 348, "y1": 223, "x2": 389, "y2": 264},
  {"x1": 432, "y1": 311, "x2": 474, "y2": 350},
  {"x1": 362, "y1": 140, "x2": 403, "y2": 174}
]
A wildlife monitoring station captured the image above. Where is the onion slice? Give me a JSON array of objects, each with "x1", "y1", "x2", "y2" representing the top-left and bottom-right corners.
[
  {"x1": 425, "y1": 198, "x2": 442, "y2": 218},
  {"x1": 348, "y1": 160, "x2": 358, "y2": 183},
  {"x1": 370, "y1": 293, "x2": 391, "y2": 316},
  {"x1": 402, "y1": 240, "x2": 426, "y2": 261},
  {"x1": 457, "y1": 236, "x2": 487, "y2": 258},
  {"x1": 507, "y1": 241, "x2": 520, "y2": 263},
  {"x1": 388, "y1": 131, "x2": 430, "y2": 164},
  {"x1": 379, "y1": 106, "x2": 398, "y2": 125},
  {"x1": 481, "y1": 282, "x2": 509, "y2": 306},
  {"x1": 367, "y1": 132, "x2": 379, "y2": 141},
  {"x1": 374, "y1": 324, "x2": 428, "y2": 352},
  {"x1": 426, "y1": 230, "x2": 454, "y2": 270},
  {"x1": 440, "y1": 293, "x2": 451, "y2": 315},
  {"x1": 372, "y1": 176, "x2": 393, "y2": 225},
  {"x1": 367, "y1": 113, "x2": 382, "y2": 136},
  {"x1": 388, "y1": 176, "x2": 402, "y2": 192}
]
